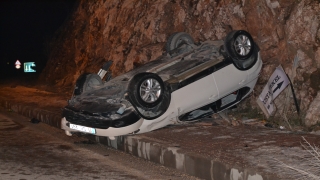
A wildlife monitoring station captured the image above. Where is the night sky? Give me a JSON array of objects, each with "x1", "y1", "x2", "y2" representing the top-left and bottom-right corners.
[{"x1": 0, "y1": 0, "x2": 76, "y2": 79}]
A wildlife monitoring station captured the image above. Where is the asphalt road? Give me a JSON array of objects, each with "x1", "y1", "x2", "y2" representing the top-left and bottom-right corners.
[{"x1": 0, "y1": 107, "x2": 199, "y2": 180}]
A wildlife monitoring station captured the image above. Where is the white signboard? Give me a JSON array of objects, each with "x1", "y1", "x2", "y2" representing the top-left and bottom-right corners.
[{"x1": 258, "y1": 66, "x2": 290, "y2": 115}]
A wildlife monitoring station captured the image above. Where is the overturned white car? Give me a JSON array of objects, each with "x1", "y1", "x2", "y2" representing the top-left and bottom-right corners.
[{"x1": 61, "y1": 30, "x2": 262, "y2": 138}]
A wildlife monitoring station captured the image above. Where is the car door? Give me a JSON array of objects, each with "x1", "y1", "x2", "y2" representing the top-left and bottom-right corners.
[
  {"x1": 213, "y1": 64, "x2": 248, "y2": 99},
  {"x1": 171, "y1": 74, "x2": 219, "y2": 116}
]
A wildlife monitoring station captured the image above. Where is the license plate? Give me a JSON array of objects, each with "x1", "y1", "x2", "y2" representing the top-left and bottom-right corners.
[{"x1": 69, "y1": 123, "x2": 96, "y2": 134}]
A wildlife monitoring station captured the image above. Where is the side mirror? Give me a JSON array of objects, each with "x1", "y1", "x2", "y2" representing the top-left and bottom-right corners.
[{"x1": 97, "y1": 60, "x2": 113, "y2": 79}]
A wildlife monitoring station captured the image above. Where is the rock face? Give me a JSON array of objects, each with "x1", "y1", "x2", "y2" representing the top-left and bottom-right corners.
[
  {"x1": 40, "y1": 0, "x2": 320, "y2": 127},
  {"x1": 305, "y1": 92, "x2": 320, "y2": 127}
]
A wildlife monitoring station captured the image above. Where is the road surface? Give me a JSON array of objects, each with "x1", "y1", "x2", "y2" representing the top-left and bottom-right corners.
[{"x1": 0, "y1": 107, "x2": 198, "y2": 180}]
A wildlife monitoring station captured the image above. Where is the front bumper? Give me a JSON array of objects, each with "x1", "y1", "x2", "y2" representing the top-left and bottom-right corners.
[
  {"x1": 62, "y1": 106, "x2": 141, "y2": 129},
  {"x1": 61, "y1": 117, "x2": 143, "y2": 137},
  {"x1": 61, "y1": 107, "x2": 144, "y2": 137}
]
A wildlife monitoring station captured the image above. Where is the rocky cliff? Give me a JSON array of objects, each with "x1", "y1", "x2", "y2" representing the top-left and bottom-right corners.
[{"x1": 40, "y1": 0, "x2": 320, "y2": 127}]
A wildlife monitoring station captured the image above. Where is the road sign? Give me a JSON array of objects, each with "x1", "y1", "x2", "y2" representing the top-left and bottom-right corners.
[
  {"x1": 258, "y1": 66, "x2": 290, "y2": 115},
  {"x1": 24, "y1": 62, "x2": 36, "y2": 73},
  {"x1": 15, "y1": 60, "x2": 21, "y2": 69}
]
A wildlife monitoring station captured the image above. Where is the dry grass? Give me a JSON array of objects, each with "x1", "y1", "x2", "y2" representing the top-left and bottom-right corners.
[{"x1": 273, "y1": 137, "x2": 320, "y2": 180}]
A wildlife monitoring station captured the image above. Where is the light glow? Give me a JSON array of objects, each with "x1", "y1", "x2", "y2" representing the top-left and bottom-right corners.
[{"x1": 15, "y1": 60, "x2": 21, "y2": 69}]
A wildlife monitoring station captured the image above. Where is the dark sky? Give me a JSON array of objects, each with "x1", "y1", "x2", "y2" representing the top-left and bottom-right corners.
[{"x1": 0, "y1": 0, "x2": 76, "y2": 78}]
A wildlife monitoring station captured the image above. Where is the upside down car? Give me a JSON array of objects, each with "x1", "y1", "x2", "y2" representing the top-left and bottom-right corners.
[{"x1": 61, "y1": 30, "x2": 262, "y2": 139}]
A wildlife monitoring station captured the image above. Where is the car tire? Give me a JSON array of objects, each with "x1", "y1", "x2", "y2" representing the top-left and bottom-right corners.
[
  {"x1": 224, "y1": 30, "x2": 254, "y2": 60},
  {"x1": 73, "y1": 73, "x2": 103, "y2": 96},
  {"x1": 128, "y1": 73, "x2": 171, "y2": 120},
  {"x1": 131, "y1": 73, "x2": 164, "y2": 108},
  {"x1": 224, "y1": 30, "x2": 258, "y2": 70},
  {"x1": 165, "y1": 32, "x2": 195, "y2": 53}
]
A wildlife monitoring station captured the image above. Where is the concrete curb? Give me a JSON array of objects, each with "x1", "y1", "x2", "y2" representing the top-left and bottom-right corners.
[
  {"x1": 0, "y1": 100, "x2": 61, "y2": 128},
  {"x1": 0, "y1": 99, "x2": 277, "y2": 180},
  {"x1": 89, "y1": 135, "x2": 276, "y2": 180}
]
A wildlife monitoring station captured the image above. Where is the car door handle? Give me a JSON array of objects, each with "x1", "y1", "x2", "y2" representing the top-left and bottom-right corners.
[
  {"x1": 209, "y1": 94, "x2": 218, "y2": 99},
  {"x1": 239, "y1": 79, "x2": 246, "y2": 84}
]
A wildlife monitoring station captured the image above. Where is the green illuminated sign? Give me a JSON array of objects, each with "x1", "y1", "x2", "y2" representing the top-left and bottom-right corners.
[{"x1": 24, "y1": 62, "x2": 36, "y2": 73}]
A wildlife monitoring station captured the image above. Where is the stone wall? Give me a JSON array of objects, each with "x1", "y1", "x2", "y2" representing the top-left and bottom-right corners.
[{"x1": 40, "y1": 0, "x2": 320, "y2": 126}]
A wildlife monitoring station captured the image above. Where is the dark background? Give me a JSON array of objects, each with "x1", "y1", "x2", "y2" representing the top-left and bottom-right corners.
[{"x1": 0, "y1": 0, "x2": 77, "y2": 80}]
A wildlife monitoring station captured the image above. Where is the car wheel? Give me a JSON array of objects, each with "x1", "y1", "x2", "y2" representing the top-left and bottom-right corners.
[
  {"x1": 224, "y1": 30, "x2": 254, "y2": 60},
  {"x1": 132, "y1": 73, "x2": 164, "y2": 108},
  {"x1": 165, "y1": 32, "x2": 195, "y2": 53},
  {"x1": 73, "y1": 73, "x2": 103, "y2": 96},
  {"x1": 128, "y1": 73, "x2": 171, "y2": 120},
  {"x1": 224, "y1": 30, "x2": 258, "y2": 70}
]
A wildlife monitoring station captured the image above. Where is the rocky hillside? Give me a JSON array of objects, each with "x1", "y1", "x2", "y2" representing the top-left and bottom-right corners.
[{"x1": 40, "y1": 0, "x2": 320, "y2": 127}]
